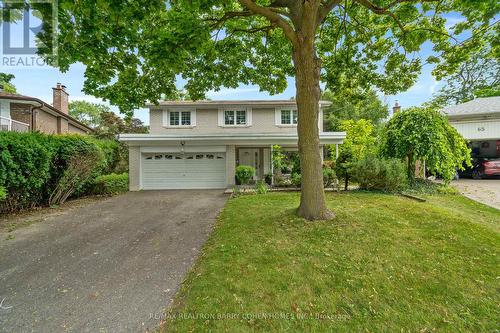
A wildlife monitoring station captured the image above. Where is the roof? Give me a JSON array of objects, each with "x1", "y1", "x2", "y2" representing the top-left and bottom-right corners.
[
  {"x1": 147, "y1": 100, "x2": 333, "y2": 108},
  {"x1": 0, "y1": 91, "x2": 94, "y2": 132},
  {"x1": 442, "y1": 97, "x2": 500, "y2": 118},
  {"x1": 118, "y1": 132, "x2": 345, "y2": 145}
]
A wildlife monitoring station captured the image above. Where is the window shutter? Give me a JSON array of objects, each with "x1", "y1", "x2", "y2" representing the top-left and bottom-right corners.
[
  {"x1": 191, "y1": 110, "x2": 197, "y2": 127},
  {"x1": 218, "y1": 109, "x2": 224, "y2": 126},
  {"x1": 246, "y1": 108, "x2": 252, "y2": 126},
  {"x1": 275, "y1": 108, "x2": 281, "y2": 125},
  {"x1": 162, "y1": 110, "x2": 169, "y2": 126}
]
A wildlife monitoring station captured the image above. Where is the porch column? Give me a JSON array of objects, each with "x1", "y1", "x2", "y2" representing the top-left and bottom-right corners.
[
  {"x1": 226, "y1": 145, "x2": 236, "y2": 187},
  {"x1": 336, "y1": 144, "x2": 339, "y2": 159}
]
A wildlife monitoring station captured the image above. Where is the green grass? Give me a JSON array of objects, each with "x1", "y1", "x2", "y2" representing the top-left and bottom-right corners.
[{"x1": 163, "y1": 192, "x2": 500, "y2": 332}]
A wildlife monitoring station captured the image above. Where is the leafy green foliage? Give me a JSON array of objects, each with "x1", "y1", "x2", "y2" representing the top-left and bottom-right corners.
[
  {"x1": 235, "y1": 165, "x2": 255, "y2": 185},
  {"x1": 27, "y1": 1, "x2": 498, "y2": 112},
  {"x1": 255, "y1": 180, "x2": 268, "y2": 195},
  {"x1": 351, "y1": 155, "x2": 407, "y2": 192},
  {"x1": 92, "y1": 173, "x2": 129, "y2": 195},
  {"x1": 322, "y1": 166, "x2": 337, "y2": 188},
  {"x1": 0, "y1": 73, "x2": 16, "y2": 93},
  {"x1": 428, "y1": 47, "x2": 499, "y2": 107},
  {"x1": 322, "y1": 89, "x2": 389, "y2": 131},
  {"x1": 335, "y1": 119, "x2": 376, "y2": 189},
  {"x1": 291, "y1": 173, "x2": 301, "y2": 187},
  {"x1": 93, "y1": 111, "x2": 148, "y2": 140},
  {"x1": 380, "y1": 107, "x2": 471, "y2": 183},
  {"x1": 69, "y1": 100, "x2": 110, "y2": 128},
  {"x1": 0, "y1": 132, "x2": 124, "y2": 212},
  {"x1": 0, "y1": 186, "x2": 6, "y2": 201}
]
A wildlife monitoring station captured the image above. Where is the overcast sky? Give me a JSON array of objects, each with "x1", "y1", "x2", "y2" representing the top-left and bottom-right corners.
[{"x1": 1, "y1": 10, "x2": 466, "y2": 124}]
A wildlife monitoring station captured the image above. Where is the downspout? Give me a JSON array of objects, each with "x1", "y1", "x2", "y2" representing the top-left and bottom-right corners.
[{"x1": 30, "y1": 101, "x2": 42, "y2": 132}]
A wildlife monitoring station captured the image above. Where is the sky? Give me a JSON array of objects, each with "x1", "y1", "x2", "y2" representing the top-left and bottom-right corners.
[{"x1": 0, "y1": 8, "x2": 459, "y2": 125}]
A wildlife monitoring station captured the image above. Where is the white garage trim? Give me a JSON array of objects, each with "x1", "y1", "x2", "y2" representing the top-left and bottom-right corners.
[
  {"x1": 140, "y1": 146, "x2": 226, "y2": 153},
  {"x1": 140, "y1": 151, "x2": 227, "y2": 190}
]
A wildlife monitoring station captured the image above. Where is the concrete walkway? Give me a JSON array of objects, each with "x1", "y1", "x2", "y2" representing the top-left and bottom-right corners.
[
  {"x1": 451, "y1": 179, "x2": 500, "y2": 210},
  {"x1": 0, "y1": 190, "x2": 227, "y2": 332}
]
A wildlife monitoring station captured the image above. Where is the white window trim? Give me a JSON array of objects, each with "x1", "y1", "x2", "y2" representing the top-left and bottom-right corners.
[
  {"x1": 218, "y1": 107, "x2": 252, "y2": 127},
  {"x1": 275, "y1": 107, "x2": 298, "y2": 127},
  {"x1": 162, "y1": 109, "x2": 196, "y2": 128}
]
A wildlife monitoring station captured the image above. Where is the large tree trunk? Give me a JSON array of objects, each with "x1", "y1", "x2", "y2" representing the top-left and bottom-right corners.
[{"x1": 293, "y1": 39, "x2": 334, "y2": 221}]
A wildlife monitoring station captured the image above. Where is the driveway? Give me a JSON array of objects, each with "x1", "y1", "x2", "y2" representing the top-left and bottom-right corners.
[
  {"x1": 0, "y1": 190, "x2": 227, "y2": 332},
  {"x1": 452, "y1": 179, "x2": 500, "y2": 210}
]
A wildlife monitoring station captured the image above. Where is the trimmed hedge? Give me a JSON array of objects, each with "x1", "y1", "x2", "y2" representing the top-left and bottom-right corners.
[
  {"x1": 0, "y1": 186, "x2": 6, "y2": 201},
  {"x1": 351, "y1": 155, "x2": 407, "y2": 192},
  {"x1": 92, "y1": 173, "x2": 129, "y2": 195},
  {"x1": 0, "y1": 132, "x2": 123, "y2": 212},
  {"x1": 235, "y1": 165, "x2": 255, "y2": 185}
]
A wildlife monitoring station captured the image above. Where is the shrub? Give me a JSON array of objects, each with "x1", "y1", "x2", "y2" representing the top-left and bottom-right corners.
[
  {"x1": 235, "y1": 165, "x2": 255, "y2": 185},
  {"x1": 256, "y1": 180, "x2": 268, "y2": 194},
  {"x1": 0, "y1": 186, "x2": 6, "y2": 201},
  {"x1": 0, "y1": 132, "x2": 52, "y2": 210},
  {"x1": 351, "y1": 155, "x2": 407, "y2": 192},
  {"x1": 92, "y1": 173, "x2": 129, "y2": 195},
  {"x1": 322, "y1": 167, "x2": 337, "y2": 188},
  {"x1": 0, "y1": 132, "x2": 123, "y2": 212},
  {"x1": 264, "y1": 173, "x2": 272, "y2": 185},
  {"x1": 291, "y1": 173, "x2": 301, "y2": 187}
]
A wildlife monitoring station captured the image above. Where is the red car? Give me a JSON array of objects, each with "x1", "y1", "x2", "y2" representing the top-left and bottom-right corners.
[{"x1": 481, "y1": 158, "x2": 500, "y2": 178}]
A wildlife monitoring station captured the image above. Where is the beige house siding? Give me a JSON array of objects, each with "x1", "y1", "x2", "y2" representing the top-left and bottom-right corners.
[
  {"x1": 129, "y1": 147, "x2": 141, "y2": 191},
  {"x1": 68, "y1": 123, "x2": 88, "y2": 135},
  {"x1": 36, "y1": 110, "x2": 58, "y2": 134},
  {"x1": 149, "y1": 107, "x2": 325, "y2": 135},
  {"x1": 57, "y1": 117, "x2": 69, "y2": 134}
]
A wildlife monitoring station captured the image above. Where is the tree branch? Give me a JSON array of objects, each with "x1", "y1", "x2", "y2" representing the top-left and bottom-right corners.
[
  {"x1": 238, "y1": 0, "x2": 298, "y2": 47},
  {"x1": 318, "y1": 0, "x2": 342, "y2": 24}
]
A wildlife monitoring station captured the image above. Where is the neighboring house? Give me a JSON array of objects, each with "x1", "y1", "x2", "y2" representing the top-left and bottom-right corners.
[
  {"x1": 0, "y1": 83, "x2": 93, "y2": 135},
  {"x1": 443, "y1": 97, "x2": 500, "y2": 158},
  {"x1": 119, "y1": 100, "x2": 346, "y2": 190}
]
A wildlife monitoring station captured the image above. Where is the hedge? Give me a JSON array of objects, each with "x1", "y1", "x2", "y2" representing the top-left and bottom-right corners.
[
  {"x1": 0, "y1": 132, "x2": 123, "y2": 212},
  {"x1": 92, "y1": 173, "x2": 129, "y2": 195},
  {"x1": 351, "y1": 155, "x2": 407, "y2": 192}
]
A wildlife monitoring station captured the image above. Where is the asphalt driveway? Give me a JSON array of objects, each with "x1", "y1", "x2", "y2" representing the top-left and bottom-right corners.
[
  {"x1": 452, "y1": 179, "x2": 500, "y2": 210},
  {"x1": 0, "y1": 190, "x2": 227, "y2": 332}
]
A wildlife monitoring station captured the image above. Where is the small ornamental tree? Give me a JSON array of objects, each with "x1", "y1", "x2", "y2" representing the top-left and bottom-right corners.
[
  {"x1": 380, "y1": 107, "x2": 471, "y2": 183},
  {"x1": 335, "y1": 119, "x2": 376, "y2": 190},
  {"x1": 17, "y1": 0, "x2": 498, "y2": 219}
]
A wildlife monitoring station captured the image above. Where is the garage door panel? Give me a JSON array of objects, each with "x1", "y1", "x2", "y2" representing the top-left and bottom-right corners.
[{"x1": 141, "y1": 152, "x2": 226, "y2": 189}]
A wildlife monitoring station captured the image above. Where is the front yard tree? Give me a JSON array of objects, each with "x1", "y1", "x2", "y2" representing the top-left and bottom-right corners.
[
  {"x1": 30, "y1": 0, "x2": 497, "y2": 219},
  {"x1": 380, "y1": 107, "x2": 471, "y2": 183}
]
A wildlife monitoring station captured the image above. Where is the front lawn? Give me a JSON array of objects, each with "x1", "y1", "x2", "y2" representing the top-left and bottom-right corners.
[{"x1": 163, "y1": 192, "x2": 500, "y2": 332}]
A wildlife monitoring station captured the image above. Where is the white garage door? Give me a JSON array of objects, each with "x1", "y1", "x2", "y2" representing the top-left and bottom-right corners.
[{"x1": 142, "y1": 152, "x2": 226, "y2": 189}]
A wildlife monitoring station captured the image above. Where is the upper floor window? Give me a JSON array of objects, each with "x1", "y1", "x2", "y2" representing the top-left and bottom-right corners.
[
  {"x1": 163, "y1": 109, "x2": 196, "y2": 127},
  {"x1": 276, "y1": 108, "x2": 298, "y2": 126},
  {"x1": 219, "y1": 108, "x2": 252, "y2": 127}
]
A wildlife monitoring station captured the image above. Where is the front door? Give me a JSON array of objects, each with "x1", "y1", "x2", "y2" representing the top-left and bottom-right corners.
[{"x1": 238, "y1": 148, "x2": 260, "y2": 179}]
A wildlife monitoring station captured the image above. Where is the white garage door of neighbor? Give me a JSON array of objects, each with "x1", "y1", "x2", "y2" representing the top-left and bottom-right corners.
[{"x1": 142, "y1": 152, "x2": 226, "y2": 189}]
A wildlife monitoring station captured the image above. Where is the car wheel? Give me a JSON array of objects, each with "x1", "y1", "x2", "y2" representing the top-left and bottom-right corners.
[{"x1": 472, "y1": 170, "x2": 482, "y2": 179}]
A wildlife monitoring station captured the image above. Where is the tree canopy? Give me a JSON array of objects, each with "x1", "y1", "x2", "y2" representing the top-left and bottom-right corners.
[
  {"x1": 322, "y1": 89, "x2": 389, "y2": 132},
  {"x1": 21, "y1": 0, "x2": 499, "y2": 219},
  {"x1": 380, "y1": 106, "x2": 471, "y2": 183},
  {"x1": 0, "y1": 73, "x2": 16, "y2": 93},
  {"x1": 26, "y1": 0, "x2": 497, "y2": 112},
  {"x1": 429, "y1": 46, "x2": 500, "y2": 107}
]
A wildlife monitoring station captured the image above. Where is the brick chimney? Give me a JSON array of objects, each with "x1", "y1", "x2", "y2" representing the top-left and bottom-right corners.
[
  {"x1": 52, "y1": 83, "x2": 69, "y2": 114},
  {"x1": 393, "y1": 100, "x2": 401, "y2": 114}
]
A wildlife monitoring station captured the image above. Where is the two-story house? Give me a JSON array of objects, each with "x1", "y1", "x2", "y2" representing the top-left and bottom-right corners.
[
  {"x1": 0, "y1": 83, "x2": 93, "y2": 135},
  {"x1": 119, "y1": 100, "x2": 346, "y2": 190}
]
